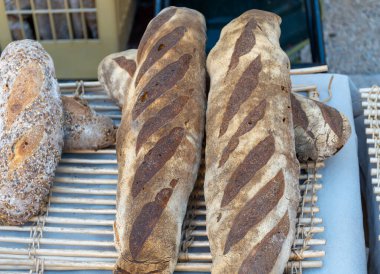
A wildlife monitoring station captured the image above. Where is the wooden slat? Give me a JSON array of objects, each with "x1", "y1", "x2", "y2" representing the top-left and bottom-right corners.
[
  {"x1": 0, "y1": 81, "x2": 325, "y2": 273},
  {"x1": 54, "y1": 177, "x2": 117, "y2": 185}
]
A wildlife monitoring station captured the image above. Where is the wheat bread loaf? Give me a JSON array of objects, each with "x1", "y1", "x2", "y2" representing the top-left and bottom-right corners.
[
  {"x1": 114, "y1": 7, "x2": 206, "y2": 273},
  {"x1": 205, "y1": 10, "x2": 300, "y2": 274}
]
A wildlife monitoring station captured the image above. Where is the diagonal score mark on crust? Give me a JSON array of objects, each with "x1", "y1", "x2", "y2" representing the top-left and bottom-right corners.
[
  {"x1": 113, "y1": 56, "x2": 137, "y2": 77},
  {"x1": 238, "y1": 211, "x2": 290, "y2": 274},
  {"x1": 221, "y1": 134, "x2": 275, "y2": 207},
  {"x1": 136, "y1": 95, "x2": 190, "y2": 154},
  {"x1": 315, "y1": 100, "x2": 344, "y2": 138},
  {"x1": 228, "y1": 18, "x2": 257, "y2": 73},
  {"x1": 137, "y1": 7, "x2": 177, "y2": 63},
  {"x1": 129, "y1": 179, "x2": 178, "y2": 259},
  {"x1": 219, "y1": 55, "x2": 262, "y2": 137},
  {"x1": 223, "y1": 170, "x2": 284, "y2": 254},
  {"x1": 132, "y1": 127, "x2": 184, "y2": 197},
  {"x1": 290, "y1": 94, "x2": 309, "y2": 131},
  {"x1": 219, "y1": 99, "x2": 266, "y2": 168},
  {"x1": 132, "y1": 54, "x2": 192, "y2": 120},
  {"x1": 6, "y1": 62, "x2": 44, "y2": 129},
  {"x1": 135, "y1": 26, "x2": 187, "y2": 87}
]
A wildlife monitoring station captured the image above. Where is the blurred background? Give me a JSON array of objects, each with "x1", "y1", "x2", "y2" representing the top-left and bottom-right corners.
[{"x1": 1, "y1": 0, "x2": 378, "y2": 87}]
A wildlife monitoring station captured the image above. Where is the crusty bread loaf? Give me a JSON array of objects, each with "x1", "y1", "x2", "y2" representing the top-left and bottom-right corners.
[
  {"x1": 98, "y1": 49, "x2": 137, "y2": 108},
  {"x1": 114, "y1": 7, "x2": 206, "y2": 273},
  {"x1": 205, "y1": 10, "x2": 299, "y2": 274},
  {"x1": 291, "y1": 93, "x2": 351, "y2": 162},
  {"x1": 0, "y1": 40, "x2": 63, "y2": 225},
  {"x1": 62, "y1": 96, "x2": 117, "y2": 151},
  {"x1": 99, "y1": 48, "x2": 350, "y2": 163}
]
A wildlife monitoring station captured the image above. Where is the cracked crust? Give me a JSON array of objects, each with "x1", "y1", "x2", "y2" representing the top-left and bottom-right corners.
[{"x1": 291, "y1": 93, "x2": 351, "y2": 162}]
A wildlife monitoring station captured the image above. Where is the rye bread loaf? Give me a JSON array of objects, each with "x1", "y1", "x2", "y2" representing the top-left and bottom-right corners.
[
  {"x1": 291, "y1": 93, "x2": 351, "y2": 162},
  {"x1": 204, "y1": 10, "x2": 300, "y2": 274},
  {"x1": 98, "y1": 49, "x2": 137, "y2": 108},
  {"x1": 0, "y1": 40, "x2": 63, "y2": 225},
  {"x1": 62, "y1": 96, "x2": 117, "y2": 151},
  {"x1": 114, "y1": 7, "x2": 206, "y2": 273}
]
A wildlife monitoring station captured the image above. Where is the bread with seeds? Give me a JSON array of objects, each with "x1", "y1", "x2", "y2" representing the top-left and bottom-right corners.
[
  {"x1": 205, "y1": 10, "x2": 299, "y2": 274},
  {"x1": 114, "y1": 7, "x2": 206, "y2": 273},
  {"x1": 0, "y1": 40, "x2": 63, "y2": 225}
]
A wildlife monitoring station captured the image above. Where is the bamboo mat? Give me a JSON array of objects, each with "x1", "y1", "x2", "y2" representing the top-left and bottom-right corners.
[
  {"x1": 0, "y1": 81, "x2": 325, "y2": 273},
  {"x1": 361, "y1": 86, "x2": 380, "y2": 241}
]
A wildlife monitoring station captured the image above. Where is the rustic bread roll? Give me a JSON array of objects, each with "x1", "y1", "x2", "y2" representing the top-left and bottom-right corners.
[
  {"x1": 114, "y1": 7, "x2": 206, "y2": 273},
  {"x1": 291, "y1": 93, "x2": 351, "y2": 162},
  {"x1": 62, "y1": 96, "x2": 117, "y2": 151},
  {"x1": 205, "y1": 10, "x2": 299, "y2": 274},
  {"x1": 98, "y1": 49, "x2": 137, "y2": 108},
  {"x1": 0, "y1": 40, "x2": 63, "y2": 225}
]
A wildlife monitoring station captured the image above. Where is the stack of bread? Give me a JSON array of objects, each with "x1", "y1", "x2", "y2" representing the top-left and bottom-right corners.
[{"x1": 0, "y1": 6, "x2": 351, "y2": 274}]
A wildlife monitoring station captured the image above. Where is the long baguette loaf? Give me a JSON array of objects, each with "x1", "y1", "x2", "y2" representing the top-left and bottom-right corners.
[
  {"x1": 98, "y1": 49, "x2": 137, "y2": 108},
  {"x1": 114, "y1": 7, "x2": 206, "y2": 273},
  {"x1": 291, "y1": 93, "x2": 351, "y2": 162},
  {"x1": 98, "y1": 49, "x2": 351, "y2": 162},
  {"x1": 0, "y1": 40, "x2": 63, "y2": 225},
  {"x1": 62, "y1": 96, "x2": 117, "y2": 151},
  {"x1": 205, "y1": 10, "x2": 299, "y2": 274}
]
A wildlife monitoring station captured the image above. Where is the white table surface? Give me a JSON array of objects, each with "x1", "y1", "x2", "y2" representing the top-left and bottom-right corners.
[{"x1": 291, "y1": 74, "x2": 367, "y2": 274}]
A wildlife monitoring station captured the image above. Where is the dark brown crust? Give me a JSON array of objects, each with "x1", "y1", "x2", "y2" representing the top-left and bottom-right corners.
[
  {"x1": 316, "y1": 101, "x2": 344, "y2": 138},
  {"x1": 238, "y1": 211, "x2": 290, "y2": 274},
  {"x1": 129, "y1": 187, "x2": 174, "y2": 259},
  {"x1": 132, "y1": 54, "x2": 192, "y2": 120},
  {"x1": 228, "y1": 18, "x2": 257, "y2": 73},
  {"x1": 224, "y1": 170, "x2": 284, "y2": 254},
  {"x1": 113, "y1": 56, "x2": 136, "y2": 77},
  {"x1": 131, "y1": 127, "x2": 184, "y2": 197},
  {"x1": 219, "y1": 99, "x2": 266, "y2": 167},
  {"x1": 135, "y1": 26, "x2": 187, "y2": 87},
  {"x1": 219, "y1": 55, "x2": 262, "y2": 137},
  {"x1": 6, "y1": 63, "x2": 43, "y2": 129},
  {"x1": 290, "y1": 93, "x2": 308, "y2": 131},
  {"x1": 136, "y1": 95, "x2": 190, "y2": 153},
  {"x1": 221, "y1": 134, "x2": 275, "y2": 207},
  {"x1": 137, "y1": 7, "x2": 177, "y2": 62}
]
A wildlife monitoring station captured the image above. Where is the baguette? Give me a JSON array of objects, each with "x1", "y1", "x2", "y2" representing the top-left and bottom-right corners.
[
  {"x1": 291, "y1": 93, "x2": 351, "y2": 162},
  {"x1": 62, "y1": 96, "x2": 117, "y2": 151},
  {"x1": 0, "y1": 40, "x2": 63, "y2": 225},
  {"x1": 205, "y1": 10, "x2": 299, "y2": 274},
  {"x1": 114, "y1": 7, "x2": 206, "y2": 273},
  {"x1": 98, "y1": 49, "x2": 137, "y2": 108}
]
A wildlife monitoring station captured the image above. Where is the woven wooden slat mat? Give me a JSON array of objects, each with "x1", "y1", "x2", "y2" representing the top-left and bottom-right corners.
[
  {"x1": 0, "y1": 82, "x2": 325, "y2": 273},
  {"x1": 361, "y1": 86, "x2": 380, "y2": 241}
]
